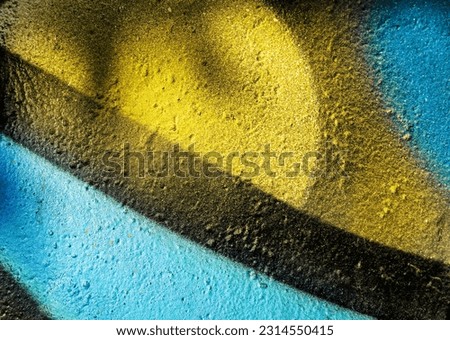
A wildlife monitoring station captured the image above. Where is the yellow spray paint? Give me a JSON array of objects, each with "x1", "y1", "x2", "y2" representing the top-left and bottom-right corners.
[
  {"x1": 111, "y1": 0, "x2": 320, "y2": 207},
  {"x1": 4, "y1": 0, "x2": 449, "y2": 262}
]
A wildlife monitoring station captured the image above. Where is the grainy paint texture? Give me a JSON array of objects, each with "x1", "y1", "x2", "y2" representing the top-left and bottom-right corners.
[
  {"x1": 0, "y1": 0, "x2": 449, "y2": 320},
  {"x1": 0, "y1": 264, "x2": 49, "y2": 319},
  {"x1": 0, "y1": 135, "x2": 367, "y2": 319},
  {"x1": 367, "y1": 0, "x2": 449, "y2": 187}
]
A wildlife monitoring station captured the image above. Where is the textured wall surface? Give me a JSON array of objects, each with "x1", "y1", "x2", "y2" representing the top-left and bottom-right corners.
[{"x1": 0, "y1": 0, "x2": 449, "y2": 320}]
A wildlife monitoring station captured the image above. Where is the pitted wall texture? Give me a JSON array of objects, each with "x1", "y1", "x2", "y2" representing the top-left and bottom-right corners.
[{"x1": 0, "y1": 0, "x2": 449, "y2": 320}]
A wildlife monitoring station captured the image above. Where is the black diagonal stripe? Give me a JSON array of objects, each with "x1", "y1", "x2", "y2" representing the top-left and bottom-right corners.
[
  {"x1": 0, "y1": 264, "x2": 49, "y2": 320},
  {"x1": 1, "y1": 47, "x2": 449, "y2": 319}
]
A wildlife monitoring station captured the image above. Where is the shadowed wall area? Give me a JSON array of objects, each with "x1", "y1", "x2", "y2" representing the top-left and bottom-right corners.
[
  {"x1": 0, "y1": 0, "x2": 449, "y2": 319},
  {"x1": 0, "y1": 265, "x2": 49, "y2": 319}
]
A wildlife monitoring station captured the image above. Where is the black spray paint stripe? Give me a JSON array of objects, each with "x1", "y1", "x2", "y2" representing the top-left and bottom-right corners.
[
  {"x1": 1, "y1": 48, "x2": 449, "y2": 320},
  {"x1": 0, "y1": 264, "x2": 50, "y2": 320}
]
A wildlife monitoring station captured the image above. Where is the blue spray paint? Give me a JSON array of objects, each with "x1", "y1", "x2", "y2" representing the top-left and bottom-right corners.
[
  {"x1": 0, "y1": 135, "x2": 368, "y2": 320},
  {"x1": 367, "y1": 0, "x2": 449, "y2": 186}
]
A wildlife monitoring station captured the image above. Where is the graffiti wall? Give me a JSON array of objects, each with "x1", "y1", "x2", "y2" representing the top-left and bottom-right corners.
[{"x1": 0, "y1": 0, "x2": 448, "y2": 320}]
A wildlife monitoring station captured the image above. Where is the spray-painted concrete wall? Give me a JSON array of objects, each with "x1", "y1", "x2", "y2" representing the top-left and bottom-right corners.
[{"x1": 0, "y1": 0, "x2": 448, "y2": 320}]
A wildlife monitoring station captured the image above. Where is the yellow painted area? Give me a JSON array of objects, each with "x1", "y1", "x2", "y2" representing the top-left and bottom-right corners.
[
  {"x1": 3, "y1": 0, "x2": 449, "y2": 262},
  {"x1": 285, "y1": 2, "x2": 450, "y2": 262},
  {"x1": 110, "y1": 0, "x2": 319, "y2": 206},
  {"x1": 4, "y1": 0, "x2": 125, "y2": 97}
]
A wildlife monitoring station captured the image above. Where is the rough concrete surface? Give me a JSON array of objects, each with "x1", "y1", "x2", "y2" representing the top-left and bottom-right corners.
[{"x1": 0, "y1": 0, "x2": 449, "y2": 319}]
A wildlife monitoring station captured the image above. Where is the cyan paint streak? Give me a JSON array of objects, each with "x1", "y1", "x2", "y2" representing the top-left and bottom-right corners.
[
  {"x1": 368, "y1": 0, "x2": 450, "y2": 187},
  {"x1": 0, "y1": 135, "x2": 368, "y2": 320}
]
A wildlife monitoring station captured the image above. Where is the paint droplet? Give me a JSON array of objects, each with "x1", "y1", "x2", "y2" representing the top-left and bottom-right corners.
[{"x1": 389, "y1": 184, "x2": 399, "y2": 194}]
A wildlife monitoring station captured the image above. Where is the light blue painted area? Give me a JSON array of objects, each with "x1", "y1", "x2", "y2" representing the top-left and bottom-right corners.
[
  {"x1": 0, "y1": 135, "x2": 368, "y2": 320},
  {"x1": 367, "y1": 0, "x2": 450, "y2": 187}
]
